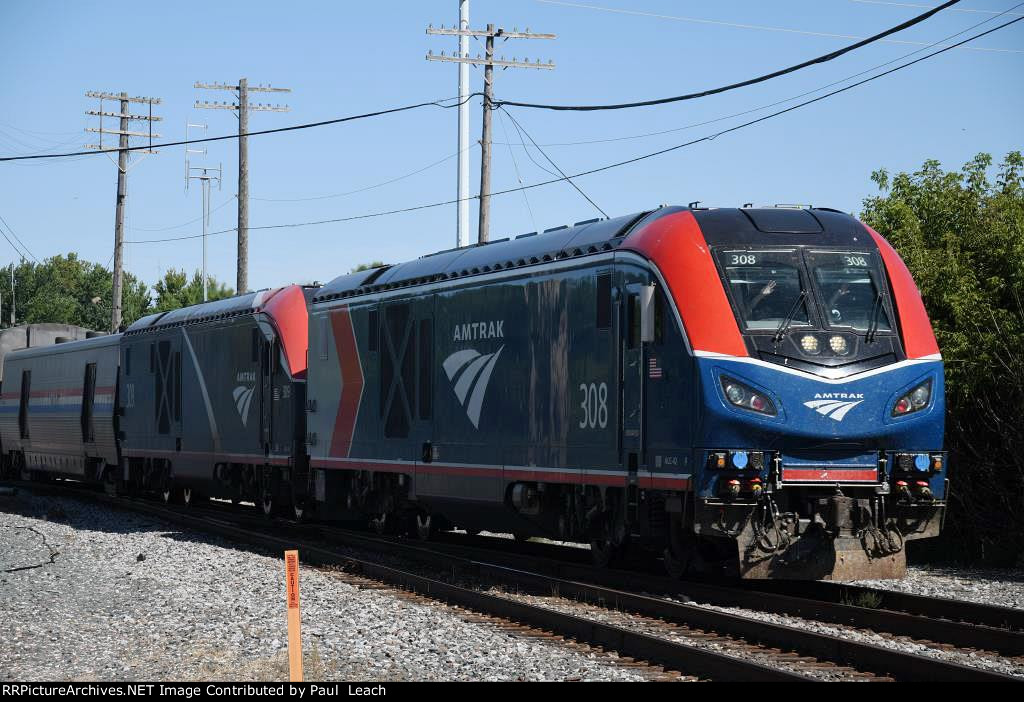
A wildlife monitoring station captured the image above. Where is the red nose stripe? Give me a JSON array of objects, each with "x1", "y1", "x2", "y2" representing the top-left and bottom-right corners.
[
  {"x1": 624, "y1": 210, "x2": 748, "y2": 357},
  {"x1": 782, "y1": 468, "x2": 878, "y2": 482},
  {"x1": 329, "y1": 306, "x2": 364, "y2": 458},
  {"x1": 864, "y1": 225, "x2": 940, "y2": 359}
]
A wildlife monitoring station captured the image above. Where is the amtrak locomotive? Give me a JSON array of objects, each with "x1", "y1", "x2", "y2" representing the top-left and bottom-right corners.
[{"x1": 0, "y1": 206, "x2": 946, "y2": 580}]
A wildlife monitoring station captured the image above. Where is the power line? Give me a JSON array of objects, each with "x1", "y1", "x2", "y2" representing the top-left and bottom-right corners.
[
  {"x1": 504, "y1": 111, "x2": 560, "y2": 177},
  {"x1": 0, "y1": 228, "x2": 29, "y2": 262},
  {"x1": 501, "y1": 107, "x2": 608, "y2": 218},
  {"x1": 497, "y1": 109, "x2": 539, "y2": 232},
  {"x1": 133, "y1": 195, "x2": 235, "y2": 232},
  {"x1": 537, "y1": 0, "x2": 1021, "y2": 52},
  {"x1": 0, "y1": 95, "x2": 470, "y2": 163},
  {"x1": 0, "y1": 213, "x2": 39, "y2": 263},
  {"x1": 125, "y1": 16, "x2": 1023, "y2": 245},
  {"x1": 849, "y1": 0, "x2": 1024, "y2": 17},
  {"x1": 251, "y1": 145, "x2": 476, "y2": 203},
  {"x1": 496, "y1": 1, "x2": 1024, "y2": 148},
  {"x1": 501, "y1": 0, "x2": 965, "y2": 112}
]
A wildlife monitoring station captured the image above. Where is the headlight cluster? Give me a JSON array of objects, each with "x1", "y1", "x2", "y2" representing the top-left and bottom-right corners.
[
  {"x1": 798, "y1": 333, "x2": 851, "y2": 357},
  {"x1": 893, "y1": 380, "x2": 932, "y2": 416},
  {"x1": 721, "y1": 377, "x2": 777, "y2": 416}
]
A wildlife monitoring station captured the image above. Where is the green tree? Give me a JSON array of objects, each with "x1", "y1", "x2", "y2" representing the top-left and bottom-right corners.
[
  {"x1": 860, "y1": 151, "x2": 1024, "y2": 565},
  {"x1": 152, "y1": 268, "x2": 234, "y2": 313},
  {"x1": 0, "y1": 254, "x2": 150, "y2": 331}
]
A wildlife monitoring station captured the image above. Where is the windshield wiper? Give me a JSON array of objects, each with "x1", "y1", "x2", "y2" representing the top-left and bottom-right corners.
[
  {"x1": 866, "y1": 290, "x2": 884, "y2": 342},
  {"x1": 773, "y1": 290, "x2": 807, "y2": 343}
]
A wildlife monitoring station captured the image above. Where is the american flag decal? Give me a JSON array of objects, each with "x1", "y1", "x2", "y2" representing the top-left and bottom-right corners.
[{"x1": 648, "y1": 357, "x2": 663, "y2": 379}]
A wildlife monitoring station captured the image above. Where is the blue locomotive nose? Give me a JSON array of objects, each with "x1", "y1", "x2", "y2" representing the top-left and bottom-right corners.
[{"x1": 697, "y1": 358, "x2": 945, "y2": 452}]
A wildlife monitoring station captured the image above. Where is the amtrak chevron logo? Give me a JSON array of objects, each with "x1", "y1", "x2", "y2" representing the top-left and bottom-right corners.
[
  {"x1": 803, "y1": 398, "x2": 863, "y2": 422},
  {"x1": 232, "y1": 385, "x2": 255, "y2": 427},
  {"x1": 442, "y1": 346, "x2": 504, "y2": 429}
]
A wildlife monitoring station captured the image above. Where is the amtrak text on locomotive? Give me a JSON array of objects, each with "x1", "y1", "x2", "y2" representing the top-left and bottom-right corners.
[{"x1": 453, "y1": 320, "x2": 504, "y2": 342}]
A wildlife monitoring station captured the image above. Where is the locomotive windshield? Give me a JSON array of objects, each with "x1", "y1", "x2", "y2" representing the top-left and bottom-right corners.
[
  {"x1": 717, "y1": 250, "x2": 811, "y2": 331},
  {"x1": 806, "y1": 251, "x2": 892, "y2": 333},
  {"x1": 716, "y1": 248, "x2": 895, "y2": 335}
]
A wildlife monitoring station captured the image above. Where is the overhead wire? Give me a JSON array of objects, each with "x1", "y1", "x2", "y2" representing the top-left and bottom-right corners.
[
  {"x1": 123, "y1": 13, "x2": 1019, "y2": 247},
  {"x1": 535, "y1": 0, "x2": 1021, "y2": 52},
  {"x1": 0, "y1": 2, "x2": 979, "y2": 162},
  {"x1": 502, "y1": 0, "x2": 968, "y2": 111},
  {"x1": 251, "y1": 145, "x2": 476, "y2": 203},
  {"x1": 123, "y1": 15, "x2": 1022, "y2": 244},
  {"x1": 132, "y1": 196, "x2": 236, "y2": 232},
  {"x1": 0, "y1": 94, "x2": 472, "y2": 163},
  {"x1": 497, "y1": 109, "x2": 539, "y2": 232},
  {"x1": 0, "y1": 213, "x2": 39, "y2": 263},
  {"x1": 495, "y1": 0, "x2": 1024, "y2": 148},
  {"x1": 848, "y1": 0, "x2": 1024, "y2": 16},
  {"x1": 501, "y1": 107, "x2": 608, "y2": 217}
]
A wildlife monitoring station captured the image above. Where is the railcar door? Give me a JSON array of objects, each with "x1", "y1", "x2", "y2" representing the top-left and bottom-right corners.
[
  {"x1": 621, "y1": 284, "x2": 646, "y2": 472},
  {"x1": 622, "y1": 282, "x2": 654, "y2": 501}
]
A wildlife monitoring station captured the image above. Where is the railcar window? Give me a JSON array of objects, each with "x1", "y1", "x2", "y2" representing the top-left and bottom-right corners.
[
  {"x1": 318, "y1": 317, "x2": 329, "y2": 360},
  {"x1": 368, "y1": 309, "x2": 380, "y2": 352},
  {"x1": 808, "y1": 252, "x2": 892, "y2": 332},
  {"x1": 418, "y1": 319, "x2": 433, "y2": 420},
  {"x1": 174, "y1": 351, "x2": 181, "y2": 422},
  {"x1": 627, "y1": 293, "x2": 640, "y2": 349},
  {"x1": 18, "y1": 370, "x2": 30, "y2": 439},
  {"x1": 654, "y1": 286, "x2": 665, "y2": 344},
  {"x1": 717, "y1": 250, "x2": 810, "y2": 332},
  {"x1": 596, "y1": 272, "x2": 612, "y2": 330},
  {"x1": 82, "y1": 363, "x2": 97, "y2": 443}
]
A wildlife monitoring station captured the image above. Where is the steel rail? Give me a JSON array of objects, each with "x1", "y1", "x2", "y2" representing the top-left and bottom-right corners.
[
  {"x1": 0, "y1": 481, "x2": 808, "y2": 682},
  {"x1": 5, "y1": 479, "x2": 1021, "y2": 680}
]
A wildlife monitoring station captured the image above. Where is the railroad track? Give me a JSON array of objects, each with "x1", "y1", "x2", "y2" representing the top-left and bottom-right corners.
[
  {"x1": 421, "y1": 529, "x2": 1024, "y2": 658},
  {"x1": 3, "y1": 479, "x2": 1020, "y2": 682},
  {"x1": 0, "y1": 481, "x2": 803, "y2": 681}
]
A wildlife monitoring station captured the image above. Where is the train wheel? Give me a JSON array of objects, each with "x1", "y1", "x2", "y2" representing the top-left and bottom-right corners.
[
  {"x1": 415, "y1": 514, "x2": 433, "y2": 541},
  {"x1": 291, "y1": 490, "x2": 308, "y2": 522},
  {"x1": 590, "y1": 521, "x2": 627, "y2": 568},
  {"x1": 590, "y1": 535, "x2": 621, "y2": 568},
  {"x1": 370, "y1": 512, "x2": 391, "y2": 535},
  {"x1": 664, "y1": 514, "x2": 692, "y2": 578},
  {"x1": 182, "y1": 488, "x2": 201, "y2": 508},
  {"x1": 260, "y1": 489, "x2": 277, "y2": 519}
]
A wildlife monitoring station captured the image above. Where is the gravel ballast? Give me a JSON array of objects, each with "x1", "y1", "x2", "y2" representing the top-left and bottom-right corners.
[
  {"x1": 849, "y1": 565, "x2": 1024, "y2": 610},
  {"x1": 0, "y1": 491, "x2": 648, "y2": 682}
]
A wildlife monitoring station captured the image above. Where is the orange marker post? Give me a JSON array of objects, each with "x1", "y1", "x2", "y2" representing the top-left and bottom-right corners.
[{"x1": 284, "y1": 550, "x2": 303, "y2": 682}]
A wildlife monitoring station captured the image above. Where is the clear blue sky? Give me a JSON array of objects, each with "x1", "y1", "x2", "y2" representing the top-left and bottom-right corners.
[{"x1": 1, "y1": 0, "x2": 1021, "y2": 293}]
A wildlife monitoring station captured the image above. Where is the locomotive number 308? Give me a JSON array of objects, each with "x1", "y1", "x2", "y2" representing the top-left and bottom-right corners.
[{"x1": 579, "y1": 382, "x2": 609, "y2": 429}]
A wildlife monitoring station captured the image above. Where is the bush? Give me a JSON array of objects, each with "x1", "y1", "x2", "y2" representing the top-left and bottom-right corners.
[{"x1": 861, "y1": 152, "x2": 1024, "y2": 566}]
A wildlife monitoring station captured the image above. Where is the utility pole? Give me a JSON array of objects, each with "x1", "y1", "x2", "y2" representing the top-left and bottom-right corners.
[
  {"x1": 426, "y1": 25, "x2": 554, "y2": 244},
  {"x1": 195, "y1": 80, "x2": 290, "y2": 294},
  {"x1": 425, "y1": 1, "x2": 472, "y2": 249},
  {"x1": 185, "y1": 123, "x2": 222, "y2": 302},
  {"x1": 85, "y1": 91, "x2": 161, "y2": 332}
]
